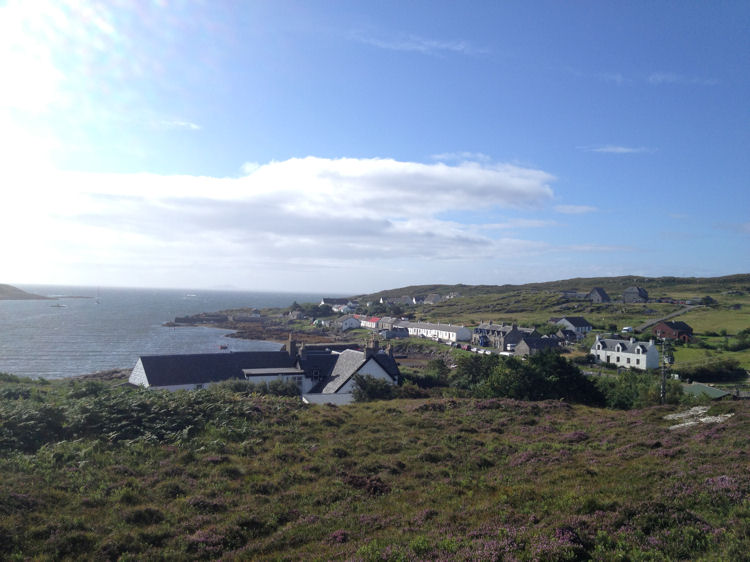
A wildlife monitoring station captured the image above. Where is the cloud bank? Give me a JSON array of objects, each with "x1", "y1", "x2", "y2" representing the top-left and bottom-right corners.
[{"x1": 5, "y1": 157, "x2": 559, "y2": 289}]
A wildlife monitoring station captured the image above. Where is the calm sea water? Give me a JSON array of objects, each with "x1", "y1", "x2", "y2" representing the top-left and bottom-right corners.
[{"x1": 0, "y1": 285, "x2": 327, "y2": 379}]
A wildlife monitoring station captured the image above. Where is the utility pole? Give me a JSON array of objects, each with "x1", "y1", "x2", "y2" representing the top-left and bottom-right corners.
[{"x1": 660, "y1": 339, "x2": 666, "y2": 404}]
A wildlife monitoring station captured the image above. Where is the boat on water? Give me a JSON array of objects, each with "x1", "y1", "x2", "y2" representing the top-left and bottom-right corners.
[{"x1": 50, "y1": 304, "x2": 67, "y2": 308}]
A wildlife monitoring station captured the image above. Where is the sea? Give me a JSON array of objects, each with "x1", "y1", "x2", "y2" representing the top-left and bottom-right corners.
[{"x1": 0, "y1": 285, "x2": 328, "y2": 379}]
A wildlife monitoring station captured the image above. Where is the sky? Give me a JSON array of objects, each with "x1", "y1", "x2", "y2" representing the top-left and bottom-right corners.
[{"x1": 1, "y1": 1, "x2": 748, "y2": 294}]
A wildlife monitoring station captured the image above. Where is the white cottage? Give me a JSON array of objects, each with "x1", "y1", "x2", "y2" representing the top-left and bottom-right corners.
[
  {"x1": 401, "y1": 321, "x2": 472, "y2": 342},
  {"x1": 591, "y1": 335, "x2": 659, "y2": 370}
]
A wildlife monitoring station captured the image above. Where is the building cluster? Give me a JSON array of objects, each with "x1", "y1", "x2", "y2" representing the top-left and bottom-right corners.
[
  {"x1": 559, "y1": 286, "x2": 650, "y2": 304},
  {"x1": 470, "y1": 316, "x2": 593, "y2": 356},
  {"x1": 337, "y1": 314, "x2": 472, "y2": 343},
  {"x1": 129, "y1": 335, "x2": 399, "y2": 405}
]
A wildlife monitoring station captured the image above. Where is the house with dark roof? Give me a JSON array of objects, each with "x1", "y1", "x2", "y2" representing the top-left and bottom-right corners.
[
  {"x1": 623, "y1": 286, "x2": 649, "y2": 303},
  {"x1": 303, "y1": 338, "x2": 400, "y2": 405},
  {"x1": 514, "y1": 335, "x2": 560, "y2": 356},
  {"x1": 129, "y1": 335, "x2": 399, "y2": 405},
  {"x1": 591, "y1": 335, "x2": 659, "y2": 370},
  {"x1": 652, "y1": 320, "x2": 693, "y2": 342},
  {"x1": 554, "y1": 316, "x2": 592, "y2": 338},
  {"x1": 129, "y1": 349, "x2": 297, "y2": 391},
  {"x1": 556, "y1": 329, "x2": 579, "y2": 346},
  {"x1": 472, "y1": 322, "x2": 538, "y2": 351},
  {"x1": 587, "y1": 287, "x2": 611, "y2": 303}
]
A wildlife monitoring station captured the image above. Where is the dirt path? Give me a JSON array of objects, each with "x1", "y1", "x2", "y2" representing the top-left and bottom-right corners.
[{"x1": 636, "y1": 305, "x2": 699, "y2": 333}]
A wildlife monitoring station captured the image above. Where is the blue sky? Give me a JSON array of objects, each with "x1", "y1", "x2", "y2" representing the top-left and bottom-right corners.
[{"x1": 1, "y1": 1, "x2": 748, "y2": 293}]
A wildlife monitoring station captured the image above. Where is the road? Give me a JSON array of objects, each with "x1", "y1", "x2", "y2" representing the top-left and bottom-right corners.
[{"x1": 635, "y1": 305, "x2": 700, "y2": 333}]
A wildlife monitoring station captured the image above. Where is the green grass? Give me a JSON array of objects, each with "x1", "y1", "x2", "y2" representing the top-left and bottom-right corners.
[
  {"x1": 1, "y1": 375, "x2": 748, "y2": 560},
  {"x1": 678, "y1": 301, "x2": 750, "y2": 334}
]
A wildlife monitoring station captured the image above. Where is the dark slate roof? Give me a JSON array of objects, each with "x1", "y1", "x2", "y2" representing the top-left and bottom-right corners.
[
  {"x1": 556, "y1": 329, "x2": 578, "y2": 340},
  {"x1": 594, "y1": 337, "x2": 652, "y2": 354},
  {"x1": 587, "y1": 287, "x2": 610, "y2": 300},
  {"x1": 137, "y1": 351, "x2": 294, "y2": 387},
  {"x1": 371, "y1": 352, "x2": 400, "y2": 378},
  {"x1": 312, "y1": 349, "x2": 400, "y2": 394},
  {"x1": 558, "y1": 316, "x2": 592, "y2": 328},
  {"x1": 299, "y1": 351, "x2": 340, "y2": 380},
  {"x1": 663, "y1": 321, "x2": 692, "y2": 331},
  {"x1": 321, "y1": 350, "x2": 366, "y2": 393}
]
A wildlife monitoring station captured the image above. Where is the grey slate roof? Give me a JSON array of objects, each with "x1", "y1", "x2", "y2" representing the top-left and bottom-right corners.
[
  {"x1": 557, "y1": 316, "x2": 592, "y2": 329},
  {"x1": 314, "y1": 349, "x2": 400, "y2": 394},
  {"x1": 595, "y1": 337, "x2": 651, "y2": 353},
  {"x1": 136, "y1": 351, "x2": 294, "y2": 387},
  {"x1": 587, "y1": 287, "x2": 611, "y2": 302},
  {"x1": 662, "y1": 320, "x2": 692, "y2": 331},
  {"x1": 321, "y1": 349, "x2": 366, "y2": 393}
]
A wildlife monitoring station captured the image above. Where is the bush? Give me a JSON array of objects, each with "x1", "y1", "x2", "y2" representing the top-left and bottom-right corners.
[
  {"x1": 352, "y1": 374, "x2": 395, "y2": 402},
  {"x1": 680, "y1": 359, "x2": 747, "y2": 383}
]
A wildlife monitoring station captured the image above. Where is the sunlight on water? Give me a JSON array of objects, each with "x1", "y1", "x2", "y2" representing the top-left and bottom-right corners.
[{"x1": 0, "y1": 286, "x2": 325, "y2": 378}]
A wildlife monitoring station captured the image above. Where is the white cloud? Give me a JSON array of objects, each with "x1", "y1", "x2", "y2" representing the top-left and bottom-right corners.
[
  {"x1": 579, "y1": 145, "x2": 653, "y2": 154},
  {"x1": 431, "y1": 152, "x2": 491, "y2": 163},
  {"x1": 478, "y1": 219, "x2": 556, "y2": 229},
  {"x1": 599, "y1": 72, "x2": 629, "y2": 85},
  {"x1": 555, "y1": 205, "x2": 598, "y2": 215},
  {"x1": 648, "y1": 72, "x2": 718, "y2": 86},
  {"x1": 3, "y1": 157, "x2": 560, "y2": 288},
  {"x1": 351, "y1": 31, "x2": 487, "y2": 56},
  {"x1": 155, "y1": 119, "x2": 201, "y2": 131}
]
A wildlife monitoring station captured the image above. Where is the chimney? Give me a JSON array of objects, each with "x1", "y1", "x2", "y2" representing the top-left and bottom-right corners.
[
  {"x1": 366, "y1": 334, "x2": 379, "y2": 359},
  {"x1": 287, "y1": 334, "x2": 298, "y2": 360}
]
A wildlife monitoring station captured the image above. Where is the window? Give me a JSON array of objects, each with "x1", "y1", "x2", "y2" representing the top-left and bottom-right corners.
[
  {"x1": 636, "y1": 359, "x2": 640, "y2": 365},
  {"x1": 627, "y1": 358, "x2": 630, "y2": 364}
]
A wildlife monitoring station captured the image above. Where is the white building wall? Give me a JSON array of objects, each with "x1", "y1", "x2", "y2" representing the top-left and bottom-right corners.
[
  {"x1": 128, "y1": 359, "x2": 149, "y2": 388},
  {"x1": 243, "y1": 373, "x2": 315, "y2": 393},
  {"x1": 303, "y1": 393, "x2": 354, "y2": 405},
  {"x1": 591, "y1": 342, "x2": 659, "y2": 370}
]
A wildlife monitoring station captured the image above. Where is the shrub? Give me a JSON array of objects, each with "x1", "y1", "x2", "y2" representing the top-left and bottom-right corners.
[{"x1": 352, "y1": 374, "x2": 395, "y2": 402}]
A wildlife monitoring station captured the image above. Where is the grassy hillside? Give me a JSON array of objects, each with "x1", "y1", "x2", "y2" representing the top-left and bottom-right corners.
[
  {"x1": 0, "y1": 375, "x2": 747, "y2": 560},
  {"x1": 356, "y1": 274, "x2": 750, "y2": 303},
  {"x1": 0, "y1": 283, "x2": 48, "y2": 300}
]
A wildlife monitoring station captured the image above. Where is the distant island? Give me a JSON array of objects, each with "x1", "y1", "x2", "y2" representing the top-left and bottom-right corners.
[{"x1": 0, "y1": 283, "x2": 50, "y2": 300}]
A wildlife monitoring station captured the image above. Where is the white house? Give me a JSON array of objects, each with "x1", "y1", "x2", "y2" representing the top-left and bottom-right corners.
[
  {"x1": 554, "y1": 317, "x2": 592, "y2": 340},
  {"x1": 128, "y1": 349, "x2": 299, "y2": 392},
  {"x1": 401, "y1": 321, "x2": 471, "y2": 342},
  {"x1": 591, "y1": 335, "x2": 659, "y2": 370},
  {"x1": 303, "y1": 342, "x2": 399, "y2": 405},
  {"x1": 129, "y1": 336, "x2": 400, "y2": 404},
  {"x1": 353, "y1": 314, "x2": 380, "y2": 329},
  {"x1": 335, "y1": 315, "x2": 361, "y2": 331}
]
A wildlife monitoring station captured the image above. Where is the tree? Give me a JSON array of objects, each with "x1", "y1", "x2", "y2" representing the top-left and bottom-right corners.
[
  {"x1": 479, "y1": 351, "x2": 604, "y2": 405},
  {"x1": 352, "y1": 374, "x2": 394, "y2": 402}
]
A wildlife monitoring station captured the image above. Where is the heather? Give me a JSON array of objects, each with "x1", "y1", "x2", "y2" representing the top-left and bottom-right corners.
[{"x1": 0, "y1": 376, "x2": 748, "y2": 560}]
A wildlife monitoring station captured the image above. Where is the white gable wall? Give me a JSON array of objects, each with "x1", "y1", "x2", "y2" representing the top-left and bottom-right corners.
[
  {"x1": 337, "y1": 358, "x2": 393, "y2": 394},
  {"x1": 128, "y1": 359, "x2": 149, "y2": 388},
  {"x1": 244, "y1": 373, "x2": 315, "y2": 393}
]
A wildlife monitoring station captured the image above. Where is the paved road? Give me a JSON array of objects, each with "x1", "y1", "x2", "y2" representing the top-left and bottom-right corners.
[{"x1": 635, "y1": 305, "x2": 699, "y2": 333}]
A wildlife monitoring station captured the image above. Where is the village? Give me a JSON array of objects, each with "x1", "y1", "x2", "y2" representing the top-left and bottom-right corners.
[{"x1": 130, "y1": 283, "x2": 748, "y2": 403}]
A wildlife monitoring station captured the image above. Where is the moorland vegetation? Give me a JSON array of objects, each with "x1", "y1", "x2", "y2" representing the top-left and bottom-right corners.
[{"x1": 0, "y1": 373, "x2": 748, "y2": 560}]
